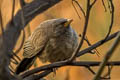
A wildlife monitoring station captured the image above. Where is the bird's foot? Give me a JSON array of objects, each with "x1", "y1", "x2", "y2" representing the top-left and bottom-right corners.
[{"x1": 52, "y1": 68, "x2": 58, "y2": 76}]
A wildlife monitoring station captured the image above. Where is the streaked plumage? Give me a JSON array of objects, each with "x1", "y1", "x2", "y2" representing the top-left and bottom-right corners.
[{"x1": 16, "y1": 18, "x2": 78, "y2": 74}]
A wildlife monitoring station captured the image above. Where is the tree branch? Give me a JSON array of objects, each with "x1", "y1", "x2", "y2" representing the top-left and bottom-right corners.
[
  {"x1": 102, "y1": 0, "x2": 107, "y2": 12},
  {"x1": 69, "y1": 0, "x2": 97, "y2": 61},
  {"x1": 77, "y1": 31, "x2": 119, "y2": 57},
  {"x1": 72, "y1": 0, "x2": 86, "y2": 18},
  {"x1": 0, "y1": 0, "x2": 61, "y2": 80},
  {"x1": 93, "y1": 32, "x2": 120, "y2": 80},
  {"x1": 103, "y1": 0, "x2": 114, "y2": 41},
  {"x1": 20, "y1": 60, "x2": 120, "y2": 78},
  {"x1": 0, "y1": 0, "x2": 61, "y2": 60},
  {"x1": 18, "y1": 30, "x2": 119, "y2": 78}
]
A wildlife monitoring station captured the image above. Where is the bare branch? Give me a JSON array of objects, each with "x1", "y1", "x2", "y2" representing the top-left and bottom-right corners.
[
  {"x1": 0, "y1": 0, "x2": 118, "y2": 79},
  {"x1": 0, "y1": 0, "x2": 61, "y2": 60},
  {"x1": 0, "y1": 0, "x2": 61, "y2": 80},
  {"x1": 69, "y1": 0, "x2": 97, "y2": 61},
  {"x1": 72, "y1": 0, "x2": 81, "y2": 19},
  {"x1": 93, "y1": 32, "x2": 120, "y2": 80},
  {"x1": 19, "y1": 26, "x2": 119, "y2": 79},
  {"x1": 20, "y1": 60, "x2": 120, "y2": 78},
  {"x1": 79, "y1": 35, "x2": 100, "y2": 57},
  {"x1": 24, "y1": 70, "x2": 52, "y2": 80},
  {"x1": 85, "y1": 66, "x2": 96, "y2": 74},
  {"x1": 0, "y1": 4, "x2": 17, "y2": 80},
  {"x1": 103, "y1": 0, "x2": 114, "y2": 41},
  {"x1": 0, "y1": 9, "x2": 4, "y2": 34},
  {"x1": 14, "y1": 30, "x2": 25, "y2": 54},
  {"x1": 72, "y1": 0, "x2": 86, "y2": 18},
  {"x1": 19, "y1": 30, "x2": 119, "y2": 79},
  {"x1": 103, "y1": 65, "x2": 113, "y2": 79},
  {"x1": 19, "y1": 30, "x2": 119, "y2": 78},
  {"x1": 77, "y1": 31, "x2": 119, "y2": 57},
  {"x1": 107, "y1": 0, "x2": 111, "y2": 12},
  {"x1": 102, "y1": 0, "x2": 107, "y2": 12},
  {"x1": 13, "y1": 0, "x2": 26, "y2": 55},
  {"x1": 23, "y1": 0, "x2": 62, "y2": 24},
  {"x1": 11, "y1": 0, "x2": 15, "y2": 22},
  {"x1": 90, "y1": 0, "x2": 97, "y2": 8}
]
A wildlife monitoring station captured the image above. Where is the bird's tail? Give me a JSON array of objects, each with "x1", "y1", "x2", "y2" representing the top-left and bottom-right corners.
[{"x1": 15, "y1": 56, "x2": 36, "y2": 74}]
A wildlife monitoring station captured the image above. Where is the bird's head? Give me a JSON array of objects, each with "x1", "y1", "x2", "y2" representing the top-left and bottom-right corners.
[
  {"x1": 50, "y1": 18, "x2": 73, "y2": 37},
  {"x1": 40, "y1": 18, "x2": 73, "y2": 37}
]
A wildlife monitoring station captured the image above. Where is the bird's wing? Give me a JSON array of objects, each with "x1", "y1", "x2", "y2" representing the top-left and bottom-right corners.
[{"x1": 23, "y1": 27, "x2": 48, "y2": 58}]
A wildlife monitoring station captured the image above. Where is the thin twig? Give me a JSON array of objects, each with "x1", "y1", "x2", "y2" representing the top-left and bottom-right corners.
[
  {"x1": 14, "y1": 30, "x2": 25, "y2": 54},
  {"x1": 20, "y1": 0, "x2": 26, "y2": 26},
  {"x1": 24, "y1": 70, "x2": 52, "y2": 80},
  {"x1": 102, "y1": 0, "x2": 107, "y2": 12},
  {"x1": 0, "y1": 9, "x2": 4, "y2": 34},
  {"x1": 19, "y1": 0, "x2": 26, "y2": 40},
  {"x1": 69, "y1": 0, "x2": 97, "y2": 61},
  {"x1": 85, "y1": 36, "x2": 100, "y2": 57},
  {"x1": 14, "y1": 0, "x2": 26, "y2": 54},
  {"x1": 77, "y1": 31, "x2": 119, "y2": 57},
  {"x1": 107, "y1": 0, "x2": 111, "y2": 12},
  {"x1": 11, "y1": 0, "x2": 15, "y2": 22},
  {"x1": 85, "y1": 66, "x2": 110, "y2": 79},
  {"x1": 26, "y1": 24, "x2": 31, "y2": 37},
  {"x1": 103, "y1": 0, "x2": 114, "y2": 41},
  {"x1": 103, "y1": 65, "x2": 113, "y2": 79},
  {"x1": 93, "y1": 32, "x2": 120, "y2": 80},
  {"x1": 72, "y1": 0, "x2": 86, "y2": 18},
  {"x1": 79, "y1": 35, "x2": 100, "y2": 57},
  {"x1": 72, "y1": 0, "x2": 81, "y2": 19},
  {"x1": 85, "y1": 66, "x2": 96, "y2": 74},
  {"x1": 90, "y1": 0, "x2": 97, "y2": 8}
]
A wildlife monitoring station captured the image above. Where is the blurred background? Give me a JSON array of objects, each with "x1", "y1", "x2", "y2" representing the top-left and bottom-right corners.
[{"x1": 0, "y1": 0, "x2": 120, "y2": 80}]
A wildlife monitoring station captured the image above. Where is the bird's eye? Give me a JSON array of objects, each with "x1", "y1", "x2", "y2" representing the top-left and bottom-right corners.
[
  {"x1": 55, "y1": 21, "x2": 66, "y2": 27},
  {"x1": 61, "y1": 21, "x2": 67, "y2": 25}
]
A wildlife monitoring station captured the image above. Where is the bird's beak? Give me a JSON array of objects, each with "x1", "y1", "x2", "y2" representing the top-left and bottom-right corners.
[{"x1": 64, "y1": 19, "x2": 73, "y2": 27}]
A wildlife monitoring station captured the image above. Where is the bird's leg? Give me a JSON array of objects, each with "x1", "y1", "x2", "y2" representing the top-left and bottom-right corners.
[{"x1": 52, "y1": 68, "x2": 58, "y2": 76}]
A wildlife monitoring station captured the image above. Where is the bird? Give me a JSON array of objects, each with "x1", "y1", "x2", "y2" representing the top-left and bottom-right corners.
[{"x1": 15, "y1": 18, "x2": 78, "y2": 74}]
